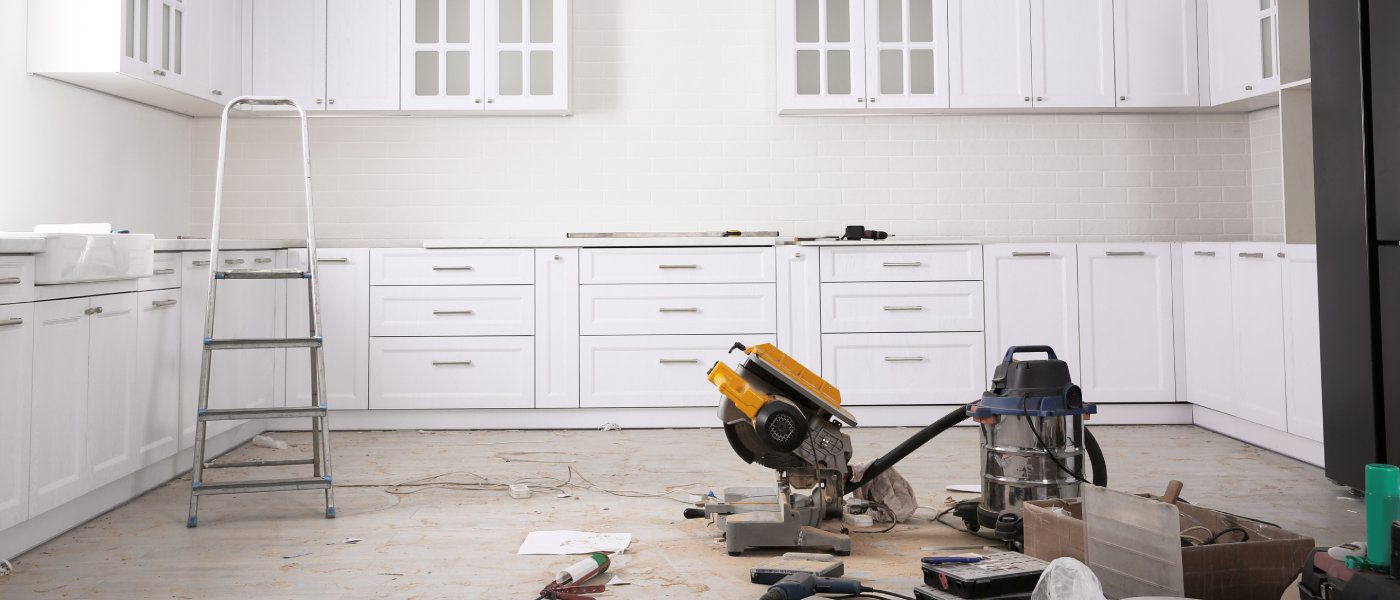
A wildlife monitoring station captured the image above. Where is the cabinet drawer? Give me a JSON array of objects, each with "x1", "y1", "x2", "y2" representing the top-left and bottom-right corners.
[
  {"x1": 581, "y1": 334, "x2": 776, "y2": 408},
  {"x1": 821, "y1": 333, "x2": 986, "y2": 405},
  {"x1": 0, "y1": 255, "x2": 35, "y2": 305},
  {"x1": 819, "y1": 245, "x2": 983, "y2": 282},
  {"x1": 580, "y1": 283, "x2": 777, "y2": 335},
  {"x1": 821, "y1": 281, "x2": 984, "y2": 333},
  {"x1": 139, "y1": 252, "x2": 183, "y2": 291},
  {"x1": 371, "y1": 285, "x2": 533, "y2": 337},
  {"x1": 579, "y1": 247, "x2": 776, "y2": 284},
  {"x1": 371, "y1": 249, "x2": 533, "y2": 285},
  {"x1": 369, "y1": 337, "x2": 534, "y2": 409}
]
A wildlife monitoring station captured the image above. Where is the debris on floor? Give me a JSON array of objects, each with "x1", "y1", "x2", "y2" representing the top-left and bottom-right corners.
[
  {"x1": 326, "y1": 538, "x2": 362, "y2": 545},
  {"x1": 600, "y1": 423, "x2": 622, "y2": 431},
  {"x1": 0, "y1": 559, "x2": 14, "y2": 577},
  {"x1": 518, "y1": 531, "x2": 633, "y2": 555},
  {"x1": 251, "y1": 435, "x2": 288, "y2": 450},
  {"x1": 282, "y1": 551, "x2": 312, "y2": 560}
]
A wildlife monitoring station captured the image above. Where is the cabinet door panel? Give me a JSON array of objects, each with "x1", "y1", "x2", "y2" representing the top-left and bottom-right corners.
[
  {"x1": 251, "y1": 0, "x2": 327, "y2": 110},
  {"x1": 948, "y1": 0, "x2": 1031, "y2": 108},
  {"x1": 1230, "y1": 243, "x2": 1287, "y2": 429},
  {"x1": 1208, "y1": 0, "x2": 1259, "y2": 105},
  {"x1": 210, "y1": 251, "x2": 281, "y2": 435},
  {"x1": 207, "y1": 0, "x2": 245, "y2": 100},
  {"x1": 402, "y1": 0, "x2": 486, "y2": 109},
  {"x1": 370, "y1": 336, "x2": 534, "y2": 409},
  {"x1": 580, "y1": 335, "x2": 774, "y2": 408},
  {"x1": 1031, "y1": 0, "x2": 1115, "y2": 107},
  {"x1": 1181, "y1": 243, "x2": 1233, "y2": 412},
  {"x1": 535, "y1": 249, "x2": 579, "y2": 409},
  {"x1": 1282, "y1": 245, "x2": 1323, "y2": 442},
  {"x1": 821, "y1": 332, "x2": 985, "y2": 405},
  {"x1": 1077, "y1": 244, "x2": 1175, "y2": 403},
  {"x1": 327, "y1": 0, "x2": 401, "y2": 110},
  {"x1": 30, "y1": 298, "x2": 91, "y2": 517},
  {"x1": 136, "y1": 290, "x2": 181, "y2": 468},
  {"x1": 0, "y1": 304, "x2": 34, "y2": 530},
  {"x1": 86, "y1": 293, "x2": 140, "y2": 490},
  {"x1": 865, "y1": 0, "x2": 950, "y2": 109},
  {"x1": 1113, "y1": 0, "x2": 1199, "y2": 107},
  {"x1": 779, "y1": 0, "x2": 868, "y2": 110},
  {"x1": 179, "y1": 252, "x2": 210, "y2": 449},
  {"x1": 983, "y1": 244, "x2": 1079, "y2": 381},
  {"x1": 288, "y1": 249, "x2": 371, "y2": 410},
  {"x1": 485, "y1": 0, "x2": 569, "y2": 111}
]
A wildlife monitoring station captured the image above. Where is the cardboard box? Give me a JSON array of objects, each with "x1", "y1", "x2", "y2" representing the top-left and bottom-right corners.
[{"x1": 1023, "y1": 497, "x2": 1315, "y2": 600}]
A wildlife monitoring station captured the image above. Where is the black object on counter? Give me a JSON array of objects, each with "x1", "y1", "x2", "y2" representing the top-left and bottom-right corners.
[{"x1": 842, "y1": 225, "x2": 888, "y2": 241}]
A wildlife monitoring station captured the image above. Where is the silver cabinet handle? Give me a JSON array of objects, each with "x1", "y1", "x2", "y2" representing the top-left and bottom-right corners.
[
  {"x1": 1024, "y1": 96, "x2": 1031, "y2": 102},
  {"x1": 0, "y1": 318, "x2": 22, "y2": 327},
  {"x1": 254, "y1": 257, "x2": 273, "y2": 264},
  {"x1": 658, "y1": 358, "x2": 701, "y2": 364},
  {"x1": 857, "y1": 97, "x2": 865, "y2": 103},
  {"x1": 316, "y1": 99, "x2": 323, "y2": 105},
  {"x1": 1011, "y1": 252, "x2": 1050, "y2": 257},
  {"x1": 658, "y1": 264, "x2": 699, "y2": 269},
  {"x1": 211, "y1": 89, "x2": 223, "y2": 96},
  {"x1": 317, "y1": 257, "x2": 350, "y2": 263},
  {"x1": 486, "y1": 99, "x2": 495, "y2": 104},
  {"x1": 1277, "y1": 252, "x2": 1286, "y2": 258},
  {"x1": 432, "y1": 309, "x2": 475, "y2": 315},
  {"x1": 1036, "y1": 96, "x2": 1044, "y2": 101},
  {"x1": 868, "y1": 97, "x2": 879, "y2": 103},
  {"x1": 151, "y1": 299, "x2": 178, "y2": 307},
  {"x1": 84, "y1": 306, "x2": 104, "y2": 316},
  {"x1": 1119, "y1": 95, "x2": 1127, "y2": 101},
  {"x1": 0, "y1": 277, "x2": 20, "y2": 285},
  {"x1": 1245, "y1": 85, "x2": 1253, "y2": 91},
  {"x1": 432, "y1": 265, "x2": 474, "y2": 271},
  {"x1": 1105, "y1": 251, "x2": 1146, "y2": 257},
  {"x1": 1238, "y1": 252, "x2": 1265, "y2": 259},
  {"x1": 1193, "y1": 251, "x2": 1216, "y2": 257},
  {"x1": 658, "y1": 307, "x2": 699, "y2": 313},
  {"x1": 553, "y1": 254, "x2": 562, "y2": 261},
  {"x1": 884, "y1": 356, "x2": 926, "y2": 362},
  {"x1": 153, "y1": 268, "x2": 176, "y2": 275},
  {"x1": 883, "y1": 305, "x2": 925, "y2": 311},
  {"x1": 432, "y1": 360, "x2": 473, "y2": 366},
  {"x1": 153, "y1": 69, "x2": 166, "y2": 76},
  {"x1": 224, "y1": 258, "x2": 245, "y2": 265},
  {"x1": 192, "y1": 260, "x2": 210, "y2": 267},
  {"x1": 474, "y1": 99, "x2": 483, "y2": 104},
  {"x1": 882, "y1": 261, "x2": 923, "y2": 267},
  {"x1": 328, "y1": 98, "x2": 336, "y2": 105}
]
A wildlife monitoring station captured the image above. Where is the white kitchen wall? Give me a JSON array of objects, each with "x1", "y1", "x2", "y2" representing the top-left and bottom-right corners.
[
  {"x1": 0, "y1": 1, "x2": 191, "y2": 236},
  {"x1": 187, "y1": 1, "x2": 1264, "y2": 243},
  {"x1": 1248, "y1": 107, "x2": 1285, "y2": 241}
]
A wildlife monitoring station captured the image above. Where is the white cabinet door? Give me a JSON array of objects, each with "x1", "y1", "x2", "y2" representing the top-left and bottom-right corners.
[
  {"x1": 1207, "y1": 0, "x2": 1259, "y2": 105},
  {"x1": 370, "y1": 336, "x2": 534, "y2": 409},
  {"x1": 579, "y1": 283, "x2": 778, "y2": 336},
  {"x1": 821, "y1": 281, "x2": 984, "y2": 333},
  {"x1": 1077, "y1": 244, "x2": 1176, "y2": 403},
  {"x1": 150, "y1": 0, "x2": 192, "y2": 90},
  {"x1": 206, "y1": 0, "x2": 245, "y2": 101},
  {"x1": 535, "y1": 249, "x2": 579, "y2": 409},
  {"x1": 1282, "y1": 245, "x2": 1322, "y2": 442},
  {"x1": 1030, "y1": 0, "x2": 1115, "y2": 108},
  {"x1": 1180, "y1": 243, "x2": 1233, "y2": 412},
  {"x1": 948, "y1": 0, "x2": 1032, "y2": 108},
  {"x1": 1112, "y1": 0, "x2": 1199, "y2": 107},
  {"x1": 135, "y1": 290, "x2": 181, "y2": 469},
  {"x1": 29, "y1": 298, "x2": 91, "y2": 517},
  {"x1": 485, "y1": 0, "x2": 570, "y2": 111},
  {"x1": 821, "y1": 332, "x2": 985, "y2": 405},
  {"x1": 287, "y1": 249, "x2": 371, "y2": 410},
  {"x1": 120, "y1": 0, "x2": 160, "y2": 82},
  {"x1": 777, "y1": 246, "x2": 823, "y2": 371},
  {"x1": 779, "y1": 0, "x2": 868, "y2": 110},
  {"x1": 210, "y1": 251, "x2": 281, "y2": 435},
  {"x1": 327, "y1": 0, "x2": 401, "y2": 110},
  {"x1": 0, "y1": 304, "x2": 34, "y2": 530},
  {"x1": 86, "y1": 293, "x2": 140, "y2": 491},
  {"x1": 983, "y1": 244, "x2": 1079, "y2": 382},
  {"x1": 251, "y1": 0, "x2": 327, "y2": 110},
  {"x1": 580, "y1": 335, "x2": 775, "y2": 408},
  {"x1": 401, "y1": 0, "x2": 485, "y2": 109},
  {"x1": 864, "y1": 0, "x2": 950, "y2": 109},
  {"x1": 1230, "y1": 243, "x2": 1287, "y2": 430},
  {"x1": 179, "y1": 252, "x2": 210, "y2": 449}
]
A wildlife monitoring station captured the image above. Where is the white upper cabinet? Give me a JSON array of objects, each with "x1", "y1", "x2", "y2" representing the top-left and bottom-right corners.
[
  {"x1": 864, "y1": 0, "x2": 951, "y2": 109},
  {"x1": 402, "y1": 0, "x2": 570, "y2": 112},
  {"x1": 327, "y1": 1, "x2": 403, "y2": 110},
  {"x1": 250, "y1": 0, "x2": 327, "y2": 110},
  {"x1": 1076, "y1": 244, "x2": 1176, "y2": 404},
  {"x1": 948, "y1": 0, "x2": 1031, "y2": 108},
  {"x1": 779, "y1": 0, "x2": 868, "y2": 110},
  {"x1": 205, "y1": 0, "x2": 245, "y2": 101},
  {"x1": 1207, "y1": 0, "x2": 1279, "y2": 105},
  {"x1": 1112, "y1": 0, "x2": 1199, "y2": 107},
  {"x1": 1030, "y1": 0, "x2": 1115, "y2": 108}
]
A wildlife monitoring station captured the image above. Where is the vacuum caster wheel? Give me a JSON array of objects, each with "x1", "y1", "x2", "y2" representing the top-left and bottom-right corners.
[
  {"x1": 962, "y1": 517, "x2": 980, "y2": 533},
  {"x1": 834, "y1": 550, "x2": 851, "y2": 557},
  {"x1": 728, "y1": 551, "x2": 743, "y2": 557}
]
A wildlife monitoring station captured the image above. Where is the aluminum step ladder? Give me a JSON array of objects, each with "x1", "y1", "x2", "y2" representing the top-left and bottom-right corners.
[{"x1": 187, "y1": 96, "x2": 334, "y2": 527}]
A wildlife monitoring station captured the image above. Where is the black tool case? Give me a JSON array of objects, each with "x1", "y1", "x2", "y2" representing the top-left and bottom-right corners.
[{"x1": 921, "y1": 552, "x2": 1046, "y2": 599}]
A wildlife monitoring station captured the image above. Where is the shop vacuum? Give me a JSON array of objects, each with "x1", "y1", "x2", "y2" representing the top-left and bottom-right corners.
[{"x1": 692, "y1": 344, "x2": 1107, "y2": 554}]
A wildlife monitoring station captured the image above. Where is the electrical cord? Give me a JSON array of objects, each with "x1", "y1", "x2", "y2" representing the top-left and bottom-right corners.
[
  {"x1": 1020, "y1": 394, "x2": 1093, "y2": 486},
  {"x1": 829, "y1": 588, "x2": 916, "y2": 600},
  {"x1": 336, "y1": 466, "x2": 708, "y2": 505}
]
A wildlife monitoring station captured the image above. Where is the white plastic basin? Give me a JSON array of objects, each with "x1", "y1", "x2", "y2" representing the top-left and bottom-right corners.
[{"x1": 31, "y1": 232, "x2": 155, "y2": 284}]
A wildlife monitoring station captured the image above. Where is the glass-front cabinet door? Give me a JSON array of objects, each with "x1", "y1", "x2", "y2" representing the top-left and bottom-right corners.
[
  {"x1": 780, "y1": 0, "x2": 866, "y2": 110},
  {"x1": 121, "y1": 0, "x2": 156, "y2": 78},
  {"x1": 485, "y1": 0, "x2": 569, "y2": 111},
  {"x1": 401, "y1": 0, "x2": 484, "y2": 109},
  {"x1": 864, "y1": 0, "x2": 948, "y2": 109}
]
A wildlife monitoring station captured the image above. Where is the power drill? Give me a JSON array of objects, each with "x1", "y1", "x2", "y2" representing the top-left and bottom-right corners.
[{"x1": 759, "y1": 573, "x2": 865, "y2": 600}]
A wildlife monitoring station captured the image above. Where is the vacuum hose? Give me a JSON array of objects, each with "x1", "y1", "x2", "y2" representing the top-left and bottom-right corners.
[{"x1": 1085, "y1": 427, "x2": 1107, "y2": 487}]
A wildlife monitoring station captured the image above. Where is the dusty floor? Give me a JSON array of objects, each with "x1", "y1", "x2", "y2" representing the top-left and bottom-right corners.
[{"x1": 0, "y1": 425, "x2": 1362, "y2": 599}]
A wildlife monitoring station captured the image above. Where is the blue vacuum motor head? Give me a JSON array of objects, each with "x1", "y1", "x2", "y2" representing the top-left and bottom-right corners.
[{"x1": 968, "y1": 345, "x2": 1097, "y2": 419}]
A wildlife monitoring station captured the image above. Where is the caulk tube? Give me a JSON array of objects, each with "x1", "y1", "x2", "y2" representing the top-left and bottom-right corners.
[
  {"x1": 555, "y1": 553, "x2": 610, "y2": 585},
  {"x1": 1366, "y1": 464, "x2": 1399, "y2": 570}
]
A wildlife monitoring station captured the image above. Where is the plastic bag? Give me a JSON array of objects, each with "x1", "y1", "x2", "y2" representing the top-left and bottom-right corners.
[{"x1": 1031, "y1": 557, "x2": 1106, "y2": 600}]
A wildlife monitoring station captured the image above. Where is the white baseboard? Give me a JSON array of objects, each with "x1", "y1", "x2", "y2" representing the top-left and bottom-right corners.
[
  {"x1": 1, "y1": 420, "x2": 266, "y2": 562},
  {"x1": 1191, "y1": 405, "x2": 1325, "y2": 467}
]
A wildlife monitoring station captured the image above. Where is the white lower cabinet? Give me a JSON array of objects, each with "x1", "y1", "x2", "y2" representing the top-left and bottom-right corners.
[
  {"x1": 0, "y1": 303, "x2": 34, "y2": 530},
  {"x1": 1230, "y1": 243, "x2": 1288, "y2": 430},
  {"x1": 370, "y1": 336, "x2": 534, "y2": 409},
  {"x1": 983, "y1": 244, "x2": 1080, "y2": 380},
  {"x1": 821, "y1": 332, "x2": 985, "y2": 406},
  {"x1": 535, "y1": 249, "x2": 580, "y2": 409},
  {"x1": 1282, "y1": 245, "x2": 1323, "y2": 442},
  {"x1": 820, "y1": 281, "x2": 983, "y2": 334},
  {"x1": 371, "y1": 285, "x2": 534, "y2": 337},
  {"x1": 1076, "y1": 243, "x2": 1175, "y2": 403},
  {"x1": 135, "y1": 290, "x2": 181, "y2": 469},
  {"x1": 287, "y1": 249, "x2": 370, "y2": 410},
  {"x1": 1180, "y1": 243, "x2": 1235, "y2": 413},
  {"x1": 85, "y1": 293, "x2": 140, "y2": 491},
  {"x1": 580, "y1": 334, "x2": 775, "y2": 408},
  {"x1": 579, "y1": 283, "x2": 777, "y2": 336}
]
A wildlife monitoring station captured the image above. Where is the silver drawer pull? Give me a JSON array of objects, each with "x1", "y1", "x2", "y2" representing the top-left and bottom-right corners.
[
  {"x1": 0, "y1": 277, "x2": 20, "y2": 285},
  {"x1": 658, "y1": 307, "x2": 699, "y2": 313},
  {"x1": 884, "y1": 356, "x2": 926, "y2": 362},
  {"x1": 224, "y1": 259, "x2": 245, "y2": 265},
  {"x1": 882, "y1": 261, "x2": 923, "y2": 267},
  {"x1": 192, "y1": 260, "x2": 210, "y2": 267},
  {"x1": 659, "y1": 358, "x2": 701, "y2": 364},
  {"x1": 658, "y1": 264, "x2": 699, "y2": 269},
  {"x1": 433, "y1": 265, "x2": 475, "y2": 271},
  {"x1": 153, "y1": 268, "x2": 176, "y2": 275},
  {"x1": 1238, "y1": 252, "x2": 1265, "y2": 259},
  {"x1": 1011, "y1": 252, "x2": 1051, "y2": 257},
  {"x1": 883, "y1": 305, "x2": 925, "y2": 311},
  {"x1": 151, "y1": 299, "x2": 178, "y2": 307},
  {"x1": 84, "y1": 307, "x2": 104, "y2": 316},
  {"x1": 433, "y1": 309, "x2": 475, "y2": 315},
  {"x1": 0, "y1": 318, "x2": 22, "y2": 327},
  {"x1": 1105, "y1": 251, "x2": 1146, "y2": 257},
  {"x1": 1193, "y1": 251, "x2": 1216, "y2": 257},
  {"x1": 432, "y1": 360, "x2": 474, "y2": 366},
  {"x1": 317, "y1": 257, "x2": 350, "y2": 263},
  {"x1": 254, "y1": 257, "x2": 273, "y2": 264}
]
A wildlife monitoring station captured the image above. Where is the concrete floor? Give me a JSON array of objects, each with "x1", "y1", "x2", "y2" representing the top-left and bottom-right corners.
[{"x1": 0, "y1": 425, "x2": 1362, "y2": 599}]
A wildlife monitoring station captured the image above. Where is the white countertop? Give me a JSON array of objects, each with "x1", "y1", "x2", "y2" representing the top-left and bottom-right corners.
[
  {"x1": 0, "y1": 234, "x2": 47, "y2": 254},
  {"x1": 793, "y1": 237, "x2": 981, "y2": 246},
  {"x1": 424, "y1": 237, "x2": 783, "y2": 248}
]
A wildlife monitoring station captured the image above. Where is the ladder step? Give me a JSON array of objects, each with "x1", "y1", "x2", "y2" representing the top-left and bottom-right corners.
[
  {"x1": 199, "y1": 406, "x2": 327, "y2": 421},
  {"x1": 217, "y1": 269, "x2": 310, "y2": 280},
  {"x1": 205, "y1": 337, "x2": 322, "y2": 349},
  {"x1": 205, "y1": 458, "x2": 317, "y2": 469},
  {"x1": 192, "y1": 477, "x2": 332, "y2": 496}
]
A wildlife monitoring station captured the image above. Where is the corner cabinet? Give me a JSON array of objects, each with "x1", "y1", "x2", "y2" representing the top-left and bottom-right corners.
[{"x1": 401, "y1": 0, "x2": 571, "y2": 113}]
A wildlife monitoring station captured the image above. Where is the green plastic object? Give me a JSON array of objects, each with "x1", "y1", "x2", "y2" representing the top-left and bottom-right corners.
[{"x1": 1365, "y1": 463, "x2": 1399, "y2": 570}]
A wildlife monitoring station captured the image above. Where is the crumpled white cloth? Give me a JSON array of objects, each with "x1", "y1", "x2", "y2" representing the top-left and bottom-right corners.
[
  {"x1": 1032, "y1": 557, "x2": 1106, "y2": 600},
  {"x1": 847, "y1": 462, "x2": 918, "y2": 522}
]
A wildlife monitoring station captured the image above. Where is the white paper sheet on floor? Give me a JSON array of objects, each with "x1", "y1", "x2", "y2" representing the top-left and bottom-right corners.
[{"x1": 518, "y1": 531, "x2": 633, "y2": 555}]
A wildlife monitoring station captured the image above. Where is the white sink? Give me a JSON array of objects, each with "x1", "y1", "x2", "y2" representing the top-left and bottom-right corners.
[{"x1": 29, "y1": 232, "x2": 156, "y2": 285}]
